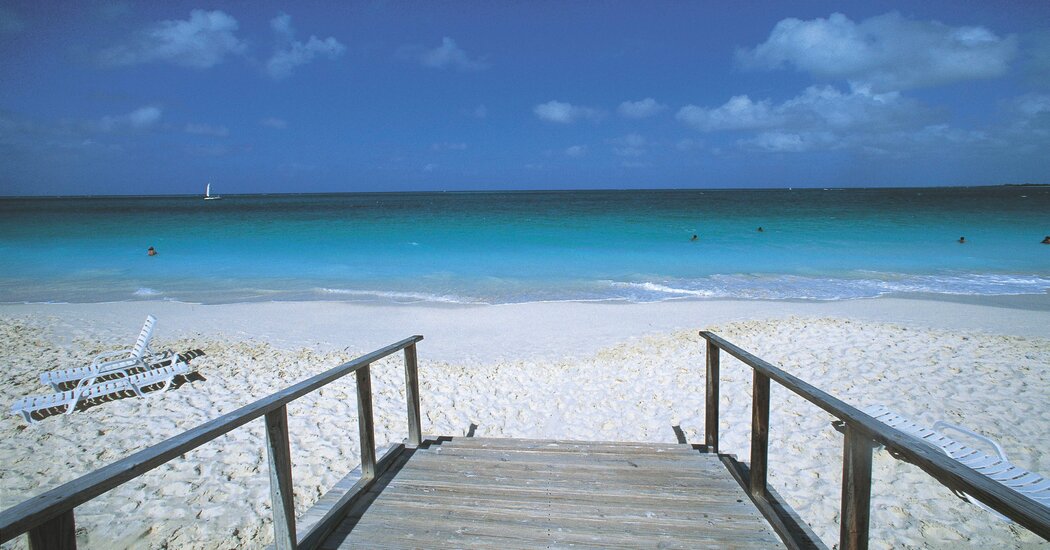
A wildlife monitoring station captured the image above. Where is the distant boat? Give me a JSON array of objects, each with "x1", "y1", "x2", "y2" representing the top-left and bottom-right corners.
[{"x1": 204, "y1": 183, "x2": 222, "y2": 200}]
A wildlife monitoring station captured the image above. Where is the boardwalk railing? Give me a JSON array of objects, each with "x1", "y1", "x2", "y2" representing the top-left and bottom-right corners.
[
  {"x1": 700, "y1": 331, "x2": 1050, "y2": 550},
  {"x1": 0, "y1": 335, "x2": 424, "y2": 550}
]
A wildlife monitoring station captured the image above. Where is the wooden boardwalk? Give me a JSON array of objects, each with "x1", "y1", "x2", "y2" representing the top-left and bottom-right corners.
[{"x1": 317, "y1": 437, "x2": 784, "y2": 549}]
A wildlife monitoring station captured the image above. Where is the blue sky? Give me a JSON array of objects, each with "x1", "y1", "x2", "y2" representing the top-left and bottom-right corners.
[{"x1": 1, "y1": 1, "x2": 1048, "y2": 195}]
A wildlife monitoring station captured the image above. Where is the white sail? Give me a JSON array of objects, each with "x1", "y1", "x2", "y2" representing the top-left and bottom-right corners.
[{"x1": 205, "y1": 183, "x2": 211, "y2": 197}]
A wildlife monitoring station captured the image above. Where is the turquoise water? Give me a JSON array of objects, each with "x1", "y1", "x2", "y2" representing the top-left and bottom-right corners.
[{"x1": 0, "y1": 187, "x2": 1048, "y2": 304}]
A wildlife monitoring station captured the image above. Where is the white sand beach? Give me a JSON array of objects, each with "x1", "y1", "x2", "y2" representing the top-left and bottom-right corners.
[{"x1": 1, "y1": 297, "x2": 1048, "y2": 548}]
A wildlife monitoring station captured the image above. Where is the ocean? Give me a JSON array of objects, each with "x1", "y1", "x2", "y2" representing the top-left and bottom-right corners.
[{"x1": 1, "y1": 187, "x2": 1047, "y2": 304}]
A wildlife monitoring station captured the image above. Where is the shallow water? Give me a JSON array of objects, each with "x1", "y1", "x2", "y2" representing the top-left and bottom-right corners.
[{"x1": 1, "y1": 187, "x2": 1047, "y2": 303}]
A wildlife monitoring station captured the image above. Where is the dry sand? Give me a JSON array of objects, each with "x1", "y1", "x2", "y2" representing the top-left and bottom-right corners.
[{"x1": 0, "y1": 297, "x2": 1048, "y2": 548}]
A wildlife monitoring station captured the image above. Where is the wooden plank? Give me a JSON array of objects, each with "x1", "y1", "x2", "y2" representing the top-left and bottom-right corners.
[
  {"x1": 320, "y1": 439, "x2": 785, "y2": 549},
  {"x1": 720, "y1": 454, "x2": 828, "y2": 550},
  {"x1": 355, "y1": 365, "x2": 376, "y2": 479},
  {"x1": 699, "y1": 331, "x2": 1050, "y2": 537},
  {"x1": 442, "y1": 436, "x2": 689, "y2": 449},
  {"x1": 706, "y1": 339, "x2": 720, "y2": 453},
  {"x1": 295, "y1": 443, "x2": 405, "y2": 550},
  {"x1": 27, "y1": 509, "x2": 75, "y2": 550},
  {"x1": 402, "y1": 344, "x2": 422, "y2": 448},
  {"x1": 840, "y1": 426, "x2": 874, "y2": 550},
  {"x1": 751, "y1": 371, "x2": 770, "y2": 499},
  {"x1": 0, "y1": 335, "x2": 424, "y2": 543},
  {"x1": 264, "y1": 405, "x2": 296, "y2": 550},
  {"x1": 440, "y1": 439, "x2": 696, "y2": 455}
]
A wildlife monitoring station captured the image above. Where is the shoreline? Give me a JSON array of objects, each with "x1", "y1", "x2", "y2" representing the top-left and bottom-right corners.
[{"x1": 1, "y1": 294, "x2": 1048, "y2": 361}]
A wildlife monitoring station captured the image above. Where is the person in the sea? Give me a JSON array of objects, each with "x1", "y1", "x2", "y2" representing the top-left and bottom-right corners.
[
  {"x1": 147, "y1": 246, "x2": 157, "y2": 256},
  {"x1": 757, "y1": 227, "x2": 764, "y2": 232},
  {"x1": 1042, "y1": 236, "x2": 1050, "y2": 244},
  {"x1": 958, "y1": 237, "x2": 965, "y2": 244},
  {"x1": 691, "y1": 234, "x2": 698, "y2": 241}
]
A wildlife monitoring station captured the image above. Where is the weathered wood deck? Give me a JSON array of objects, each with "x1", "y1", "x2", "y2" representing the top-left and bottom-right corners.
[{"x1": 315, "y1": 437, "x2": 785, "y2": 549}]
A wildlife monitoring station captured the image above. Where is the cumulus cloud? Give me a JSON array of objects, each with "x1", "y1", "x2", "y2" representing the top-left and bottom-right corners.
[
  {"x1": 617, "y1": 98, "x2": 667, "y2": 119},
  {"x1": 679, "y1": 86, "x2": 929, "y2": 134},
  {"x1": 564, "y1": 145, "x2": 587, "y2": 157},
  {"x1": 677, "y1": 95, "x2": 782, "y2": 131},
  {"x1": 738, "y1": 12, "x2": 1017, "y2": 92},
  {"x1": 98, "y1": 10, "x2": 247, "y2": 68},
  {"x1": 679, "y1": 86, "x2": 961, "y2": 154},
  {"x1": 533, "y1": 101, "x2": 603, "y2": 124},
  {"x1": 260, "y1": 117, "x2": 287, "y2": 129},
  {"x1": 184, "y1": 123, "x2": 229, "y2": 137},
  {"x1": 419, "y1": 37, "x2": 488, "y2": 71},
  {"x1": 265, "y1": 13, "x2": 346, "y2": 79},
  {"x1": 98, "y1": 106, "x2": 162, "y2": 131}
]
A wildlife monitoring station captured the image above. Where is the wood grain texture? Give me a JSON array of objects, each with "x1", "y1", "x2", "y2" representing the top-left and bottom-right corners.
[
  {"x1": 840, "y1": 426, "x2": 873, "y2": 550},
  {"x1": 706, "y1": 340, "x2": 720, "y2": 453},
  {"x1": 320, "y1": 437, "x2": 784, "y2": 549},
  {"x1": 265, "y1": 405, "x2": 296, "y2": 550}
]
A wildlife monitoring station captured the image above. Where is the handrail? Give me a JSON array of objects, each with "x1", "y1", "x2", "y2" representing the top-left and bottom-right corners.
[
  {"x1": 699, "y1": 331, "x2": 1050, "y2": 549},
  {"x1": 0, "y1": 335, "x2": 424, "y2": 549}
]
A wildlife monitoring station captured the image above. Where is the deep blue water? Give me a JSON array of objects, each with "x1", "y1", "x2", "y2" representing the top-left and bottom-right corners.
[{"x1": 0, "y1": 187, "x2": 1048, "y2": 304}]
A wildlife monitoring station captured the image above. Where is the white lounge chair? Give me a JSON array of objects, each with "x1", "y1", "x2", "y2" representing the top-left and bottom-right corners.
[
  {"x1": 39, "y1": 315, "x2": 165, "y2": 391},
  {"x1": 11, "y1": 358, "x2": 190, "y2": 423},
  {"x1": 865, "y1": 405, "x2": 1050, "y2": 519}
]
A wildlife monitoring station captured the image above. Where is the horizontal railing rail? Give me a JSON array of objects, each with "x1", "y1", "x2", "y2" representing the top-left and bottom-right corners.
[
  {"x1": 0, "y1": 335, "x2": 424, "y2": 550},
  {"x1": 699, "y1": 331, "x2": 1050, "y2": 550}
]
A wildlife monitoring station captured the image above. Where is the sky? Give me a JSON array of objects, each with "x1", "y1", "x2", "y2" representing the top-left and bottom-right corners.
[{"x1": 1, "y1": 1, "x2": 1048, "y2": 195}]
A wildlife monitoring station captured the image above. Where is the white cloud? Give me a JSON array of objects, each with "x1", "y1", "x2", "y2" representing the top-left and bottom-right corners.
[
  {"x1": 185, "y1": 123, "x2": 229, "y2": 137},
  {"x1": 420, "y1": 37, "x2": 488, "y2": 71},
  {"x1": 745, "y1": 131, "x2": 836, "y2": 153},
  {"x1": 98, "y1": 10, "x2": 247, "y2": 68},
  {"x1": 431, "y1": 142, "x2": 467, "y2": 151},
  {"x1": 99, "y1": 106, "x2": 162, "y2": 131},
  {"x1": 610, "y1": 133, "x2": 647, "y2": 157},
  {"x1": 564, "y1": 145, "x2": 587, "y2": 157},
  {"x1": 260, "y1": 117, "x2": 287, "y2": 129},
  {"x1": 680, "y1": 86, "x2": 929, "y2": 135},
  {"x1": 738, "y1": 12, "x2": 1017, "y2": 92},
  {"x1": 617, "y1": 98, "x2": 667, "y2": 119},
  {"x1": 265, "y1": 14, "x2": 346, "y2": 79},
  {"x1": 533, "y1": 101, "x2": 603, "y2": 124},
  {"x1": 676, "y1": 95, "x2": 782, "y2": 131}
]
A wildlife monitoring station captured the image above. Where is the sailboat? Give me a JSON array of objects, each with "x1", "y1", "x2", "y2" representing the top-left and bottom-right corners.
[{"x1": 204, "y1": 183, "x2": 222, "y2": 200}]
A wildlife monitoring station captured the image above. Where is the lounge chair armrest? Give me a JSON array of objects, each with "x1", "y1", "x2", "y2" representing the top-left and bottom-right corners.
[{"x1": 932, "y1": 420, "x2": 1009, "y2": 462}]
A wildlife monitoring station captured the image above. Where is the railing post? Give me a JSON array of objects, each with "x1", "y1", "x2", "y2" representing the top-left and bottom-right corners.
[
  {"x1": 840, "y1": 424, "x2": 874, "y2": 550},
  {"x1": 265, "y1": 404, "x2": 296, "y2": 550},
  {"x1": 705, "y1": 340, "x2": 720, "y2": 453},
  {"x1": 27, "y1": 510, "x2": 76, "y2": 550},
  {"x1": 750, "y1": 371, "x2": 770, "y2": 499},
  {"x1": 403, "y1": 344, "x2": 422, "y2": 448},
  {"x1": 356, "y1": 365, "x2": 377, "y2": 479}
]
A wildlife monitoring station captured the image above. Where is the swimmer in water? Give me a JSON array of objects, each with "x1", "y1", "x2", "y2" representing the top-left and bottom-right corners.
[
  {"x1": 1042, "y1": 236, "x2": 1050, "y2": 244},
  {"x1": 690, "y1": 234, "x2": 698, "y2": 241},
  {"x1": 958, "y1": 237, "x2": 965, "y2": 244},
  {"x1": 757, "y1": 227, "x2": 764, "y2": 232},
  {"x1": 147, "y1": 246, "x2": 157, "y2": 256}
]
